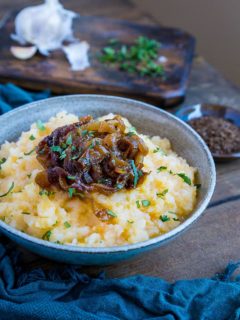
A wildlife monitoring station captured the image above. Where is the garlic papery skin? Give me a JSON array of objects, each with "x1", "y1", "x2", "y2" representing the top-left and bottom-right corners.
[
  {"x1": 11, "y1": 0, "x2": 77, "y2": 55},
  {"x1": 10, "y1": 46, "x2": 37, "y2": 60},
  {"x1": 63, "y1": 42, "x2": 90, "y2": 71}
]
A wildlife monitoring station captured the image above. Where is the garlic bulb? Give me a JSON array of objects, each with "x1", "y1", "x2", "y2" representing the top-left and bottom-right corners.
[
  {"x1": 11, "y1": 0, "x2": 77, "y2": 55},
  {"x1": 63, "y1": 42, "x2": 90, "y2": 71}
]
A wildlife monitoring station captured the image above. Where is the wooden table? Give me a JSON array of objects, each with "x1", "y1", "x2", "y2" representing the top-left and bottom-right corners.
[{"x1": 1, "y1": 0, "x2": 240, "y2": 282}]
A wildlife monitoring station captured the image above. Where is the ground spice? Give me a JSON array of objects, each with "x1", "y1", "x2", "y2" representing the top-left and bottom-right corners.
[{"x1": 188, "y1": 116, "x2": 240, "y2": 155}]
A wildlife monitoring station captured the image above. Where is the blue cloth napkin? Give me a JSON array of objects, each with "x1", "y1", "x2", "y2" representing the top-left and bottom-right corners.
[
  {"x1": 0, "y1": 83, "x2": 240, "y2": 320},
  {"x1": 0, "y1": 83, "x2": 50, "y2": 114}
]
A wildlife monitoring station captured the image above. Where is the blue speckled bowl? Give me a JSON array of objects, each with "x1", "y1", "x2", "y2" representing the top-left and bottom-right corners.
[{"x1": 0, "y1": 95, "x2": 216, "y2": 265}]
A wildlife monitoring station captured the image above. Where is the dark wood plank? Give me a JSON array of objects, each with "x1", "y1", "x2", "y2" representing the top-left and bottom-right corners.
[
  {"x1": 1, "y1": 0, "x2": 240, "y2": 281},
  {"x1": 0, "y1": 13, "x2": 195, "y2": 106}
]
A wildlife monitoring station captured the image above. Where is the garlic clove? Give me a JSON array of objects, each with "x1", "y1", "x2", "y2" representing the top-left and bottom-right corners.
[
  {"x1": 10, "y1": 45, "x2": 37, "y2": 60},
  {"x1": 63, "y1": 42, "x2": 90, "y2": 71},
  {"x1": 11, "y1": 0, "x2": 77, "y2": 55}
]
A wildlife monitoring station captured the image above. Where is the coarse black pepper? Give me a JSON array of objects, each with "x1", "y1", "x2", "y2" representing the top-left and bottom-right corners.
[{"x1": 188, "y1": 116, "x2": 240, "y2": 155}]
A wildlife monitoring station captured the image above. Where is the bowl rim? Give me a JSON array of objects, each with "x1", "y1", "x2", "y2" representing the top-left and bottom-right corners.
[{"x1": 0, "y1": 94, "x2": 216, "y2": 254}]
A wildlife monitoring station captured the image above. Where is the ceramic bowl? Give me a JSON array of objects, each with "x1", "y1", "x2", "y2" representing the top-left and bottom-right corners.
[
  {"x1": 175, "y1": 103, "x2": 240, "y2": 161},
  {"x1": 0, "y1": 95, "x2": 216, "y2": 265}
]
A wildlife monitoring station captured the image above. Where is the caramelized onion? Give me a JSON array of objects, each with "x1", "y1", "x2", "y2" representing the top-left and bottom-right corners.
[{"x1": 35, "y1": 115, "x2": 149, "y2": 195}]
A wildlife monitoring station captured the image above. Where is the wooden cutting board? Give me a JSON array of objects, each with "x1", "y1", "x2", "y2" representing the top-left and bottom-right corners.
[{"x1": 0, "y1": 13, "x2": 195, "y2": 107}]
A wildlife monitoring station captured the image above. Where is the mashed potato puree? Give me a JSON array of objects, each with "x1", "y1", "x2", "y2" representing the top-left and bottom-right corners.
[{"x1": 0, "y1": 112, "x2": 197, "y2": 247}]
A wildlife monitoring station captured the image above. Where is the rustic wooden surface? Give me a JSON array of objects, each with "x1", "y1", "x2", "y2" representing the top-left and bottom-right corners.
[
  {"x1": 0, "y1": 12, "x2": 195, "y2": 107},
  {"x1": 1, "y1": 0, "x2": 240, "y2": 282}
]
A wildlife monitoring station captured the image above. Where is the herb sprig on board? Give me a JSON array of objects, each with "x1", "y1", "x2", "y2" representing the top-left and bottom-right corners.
[{"x1": 99, "y1": 36, "x2": 164, "y2": 77}]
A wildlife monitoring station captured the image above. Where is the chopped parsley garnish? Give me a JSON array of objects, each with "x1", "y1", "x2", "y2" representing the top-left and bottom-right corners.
[
  {"x1": 39, "y1": 189, "x2": 55, "y2": 196},
  {"x1": 107, "y1": 210, "x2": 117, "y2": 217},
  {"x1": 160, "y1": 215, "x2": 170, "y2": 222},
  {"x1": 127, "y1": 132, "x2": 136, "y2": 137},
  {"x1": 136, "y1": 200, "x2": 140, "y2": 208},
  {"x1": 50, "y1": 145, "x2": 62, "y2": 153},
  {"x1": 156, "y1": 189, "x2": 168, "y2": 199},
  {"x1": 141, "y1": 200, "x2": 151, "y2": 207},
  {"x1": 64, "y1": 221, "x2": 71, "y2": 228},
  {"x1": 81, "y1": 130, "x2": 88, "y2": 137},
  {"x1": 68, "y1": 188, "x2": 75, "y2": 198},
  {"x1": 157, "y1": 166, "x2": 167, "y2": 172},
  {"x1": 36, "y1": 120, "x2": 46, "y2": 131},
  {"x1": 127, "y1": 220, "x2": 134, "y2": 224},
  {"x1": 173, "y1": 217, "x2": 180, "y2": 221},
  {"x1": 67, "y1": 175, "x2": 76, "y2": 180},
  {"x1": 21, "y1": 211, "x2": 31, "y2": 215},
  {"x1": 59, "y1": 151, "x2": 67, "y2": 160},
  {"x1": 0, "y1": 182, "x2": 14, "y2": 198},
  {"x1": 177, "y1": 173, "x2": 192, "y2": 186},
  {"x1": 67, "y1": 188, "x2": 84, "y2": 199},
  {"x1": 130, "y1": 159, "x2": 138, "y2": 188},
  {"x1": 66, "y1": 134, "x2": 72, "y2": 146},
  {"x1": 153, "y1": 147, "x2": 166, "y2": 155},
  {"x1": 42, "y1": 230, "x2": 51, "y2": 241},
  {"x1": 27, "y1": 173, "x2": 32, "y2": 179},
  {"x1": 0, "y1": 158, "x2": 6, "y2": 170},
  {"x1": 24, "y1": 147, "x2": 36, "y2": 156},
  {"x1": 29, "y1": 135, "x2": 36, "y2": 141},
  {"x1": 55, "y1": 240, "x2": 63, "y2": 245},
  {"x1": 99, "y1": 36, "x2": 164, "y2": 78}
]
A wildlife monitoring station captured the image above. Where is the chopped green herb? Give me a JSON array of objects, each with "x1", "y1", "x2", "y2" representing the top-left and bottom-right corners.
[
  {"x1": 156, "y1": 189, "x2": 168, "y2": 199},
  {"x1": 68, "y1": 188, "x2": 75, "y2": 198},
  {"x1": 0, "y1": 182, "x2": 14, "y2": 198},
  {"x1": 66, "y1": 134, "x2": 72, "y2": 146},
  {"x1": 177, "y1": 173, "x2": 192, "y2": 186},
  {"x1": 136, "y1": 200, "x2": 140, "y2": 208},
  {"x1": 42, "y1": 230, "x2": 52, "y2": 241},
  {"x1": 81, "y1": 130, "x2": 88, "y2": 137},
  {"x1": 55, "y1": 240, "x2": 63, "y2": 245},
  {"x1": 24, "y1": 148, "x2": 36, "y2": 156},
  {"x1": 194, "y1": 183, "x2": 201, "y2": 189},
  {"x1": 127, "y1": 132, "x2": 136, "y2": 137},
  {"x1": 127, "y1": 220, "x2": 134, "y2": 224},
  {"x1": 157, "y1": 166, "x2": 167, "y2": 172},
  {"x1": 29, "y1": 135, "x2": 36, "y2": 141},
  {"x1": 64, "y1": 221, "x2": 71, "y2": 228},
  {"x1": 67, "y1": 175, "x2": 76, "y2": 180},
  {"x1": 130, "y1": 159, "x2": 138, "y2": 188},
  {"x1": 0, "y1": 158, "x2": 6, "y2": 170},
  {"x1": 153, "y1": 147, "x2": 166, "y2": 155},
  {"x1": 173, "y1": 217, "x2": 180, "y2": 221},
  {"x1": 27, "y1": 173, "x2": 32, "y2": 179},
  {"x1": 50, "y1": 145, "x2": 62, "y2": 153},
  {"x1": 107, "y1": 210, "x2": 117, "y2": 217},
  {"x1": 36, "y1": 120, "x2": 46, "y2": 131},
  {"x1": 160, "y1": 215, "x2": 170, "y2": 222},
  {"x1": 99, "y1": 36, "x2": 164, "y2": 78},
  {"x1": 21, "y1": 211, "x2": 31, "y2": 215},
  {"x1": 142, "y1": 200, "x2": 151, "y2": 207},
  {"x1": 59, "y1": 151, "x2": 67, "y2": 160},
  {"x1": 39, "y1": 189, "x2": 55, "y2": 196},
  {"x1": 169, "y1": 170, "x2": 174, "y2": 175}
]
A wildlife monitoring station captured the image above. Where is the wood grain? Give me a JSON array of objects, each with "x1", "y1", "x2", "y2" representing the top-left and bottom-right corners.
[
  {"x1": 1, "y1": 0, "x2": 240, "y2": 281},
  {"x1": 0, "y1": 13, "x2": 195, "y2": 106}
]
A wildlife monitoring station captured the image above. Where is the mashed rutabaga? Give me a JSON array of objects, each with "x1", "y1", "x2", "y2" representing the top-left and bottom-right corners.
[{"x1": 0, "y1": 112, "x2": 197, "y2": 247}]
